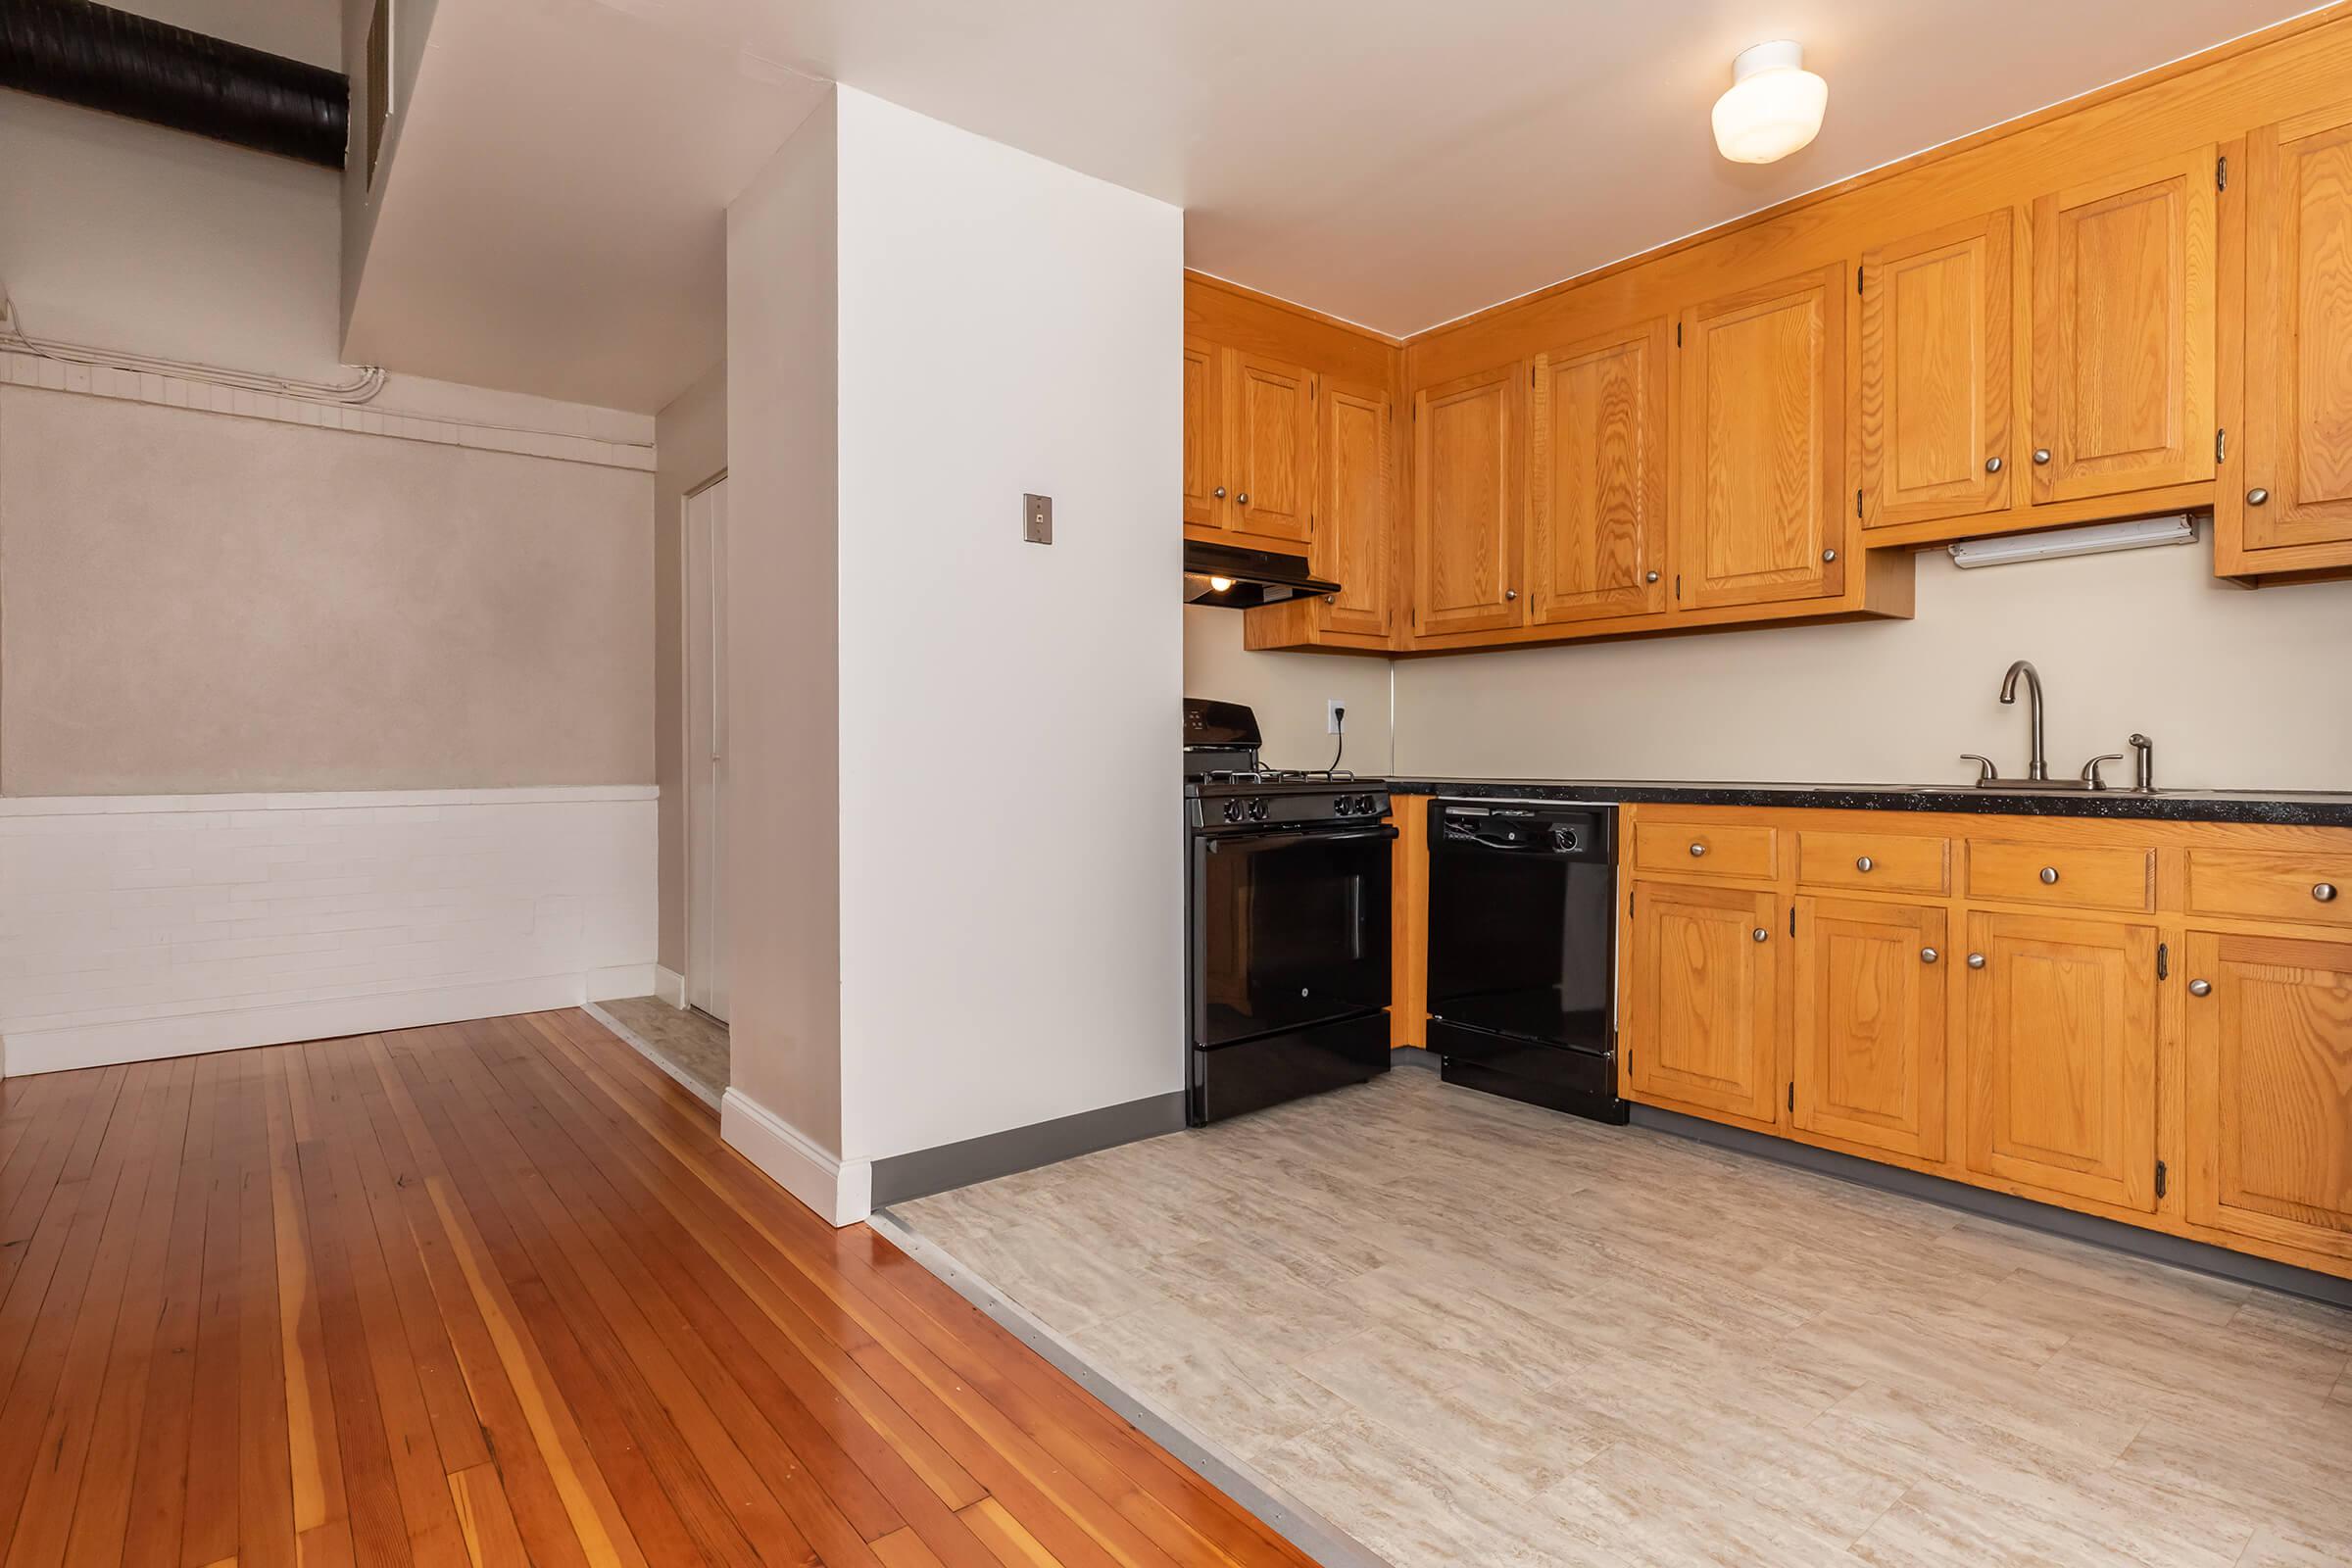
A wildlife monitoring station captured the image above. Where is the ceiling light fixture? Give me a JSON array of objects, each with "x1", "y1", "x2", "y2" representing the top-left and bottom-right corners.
[{"x1": 1712, "y1": 40, "x2": 1829, "y2": 165}]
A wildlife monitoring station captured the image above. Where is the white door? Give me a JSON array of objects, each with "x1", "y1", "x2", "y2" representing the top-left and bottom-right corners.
[{"x1": 685, "y1": 477, "x2": 730, "y2": 1021}]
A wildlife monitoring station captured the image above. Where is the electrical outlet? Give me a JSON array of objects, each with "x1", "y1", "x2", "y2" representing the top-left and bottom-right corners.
[{"x1": 1327, "y1": 699, "x2": 1347, "y2": 735}]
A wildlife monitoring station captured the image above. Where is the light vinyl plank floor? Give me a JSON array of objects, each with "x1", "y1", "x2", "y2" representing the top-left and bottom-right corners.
[{"x1": 893, "y1": 1064, "x2": 2352, "y2": 1568}]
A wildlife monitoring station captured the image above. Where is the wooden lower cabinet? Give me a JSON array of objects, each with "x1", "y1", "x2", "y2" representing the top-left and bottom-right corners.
[
  {"x1": 2182, "y1": 929, "x2": 2352, "y2": 1263},
  {"x1": 1624, "y1": 880, "x2": 1781, "y2": 1126},
  {"x1": 1793, "y1": 897, "x2": 1947, "y2": 1161},
  {"x1": 1963, "y1": 910, "x2": 2160, "y2": 1212}
]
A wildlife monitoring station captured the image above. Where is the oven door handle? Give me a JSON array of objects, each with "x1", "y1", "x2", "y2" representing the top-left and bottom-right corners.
[{"x1": 1205, "y1": 825, "x2": 1399, "y2": 855}]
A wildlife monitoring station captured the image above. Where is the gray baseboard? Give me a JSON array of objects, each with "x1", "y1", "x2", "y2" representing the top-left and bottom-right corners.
[
  {"x1": 1630, "y1": 1103, "x2": 2352, "y2": 1309},
  {"x1": 869, "y1": 1090, "x2": 1187, "y2": 1206}
]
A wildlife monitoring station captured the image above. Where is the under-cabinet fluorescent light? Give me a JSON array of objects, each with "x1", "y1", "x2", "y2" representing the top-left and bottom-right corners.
[{"x1": 1946, "y1": 514, "x2": 2197, "y2": 569}]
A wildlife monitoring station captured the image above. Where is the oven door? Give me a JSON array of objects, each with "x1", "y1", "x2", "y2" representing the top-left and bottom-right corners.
[{"x1": 1190, "y1": 823, "x2": 1396, "y2": 1049}]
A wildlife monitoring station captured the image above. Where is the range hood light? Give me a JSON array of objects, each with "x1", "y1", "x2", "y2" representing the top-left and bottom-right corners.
[{"x1": 1209, "y1": 575, "x2": 1234, "y2": 592}]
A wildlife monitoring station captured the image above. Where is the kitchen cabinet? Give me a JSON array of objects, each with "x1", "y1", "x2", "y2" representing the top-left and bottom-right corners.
[
  {"x1": 1793, "y1": 896, "x2": 1948, "y2": 1161},
  {"x1": 1412, "y1": 364, "x2": 1526, "y2": 637},
  {"x1": 1675, "y1": 265, "x2": 1849, "y2": 611},
  {"x1": 1313, "y1": 381, "x2": 1396, "y2": 638},
  {"x1": 2182, "y1": 929, "x2": 2352, "y2": 1263},
  {"x1": 1623, "y1": 880, "x2": 1782, "y2": 1127},
  {"x1": 2028, "y1": 148, "x2": 2218, "y2": 505},
  {"x1": 1528, "y1": 320, "x2": 1669, "y2": 623},
  {"x1": 1965, "y1": 911, "x2": 2162, "y2": 1212},
  {"x1": 1858, "y1": 211, "x2": 2015, "y2": 529},
  {"x1": 1228, "y1": 352, "x2": 1318, "y2": 544},
  {"x1": 2221, "y1": 100, "x2": 2352, "y2": 574},
  {"x1": 1182, "y1": 338, "x2": 1222, "y2": 528}
]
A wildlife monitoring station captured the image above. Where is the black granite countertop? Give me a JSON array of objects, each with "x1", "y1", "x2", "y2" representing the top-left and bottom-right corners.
[{"x1": 1382, "y1": 778, "x2": 2352, "y2": 828}]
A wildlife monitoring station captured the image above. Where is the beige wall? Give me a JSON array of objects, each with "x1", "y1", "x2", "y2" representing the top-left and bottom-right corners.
[
  {"x1": 1390, "y1": 534, "x2": 2352, "y2": 790},
  {"x1": 654, "y1": 361, "x2": 726, "y2": 975},
  {"x1": 0, "y1": 389, "x2": 653, "y2": 795},
  {"x1": 723, "y1": 94, "x2": 843, "y2": 1145},
  {"x1": 1183, "y1": 605, "x2": 1395, "y2": 774}
]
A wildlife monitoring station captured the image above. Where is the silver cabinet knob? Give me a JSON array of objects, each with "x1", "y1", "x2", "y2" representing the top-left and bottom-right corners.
[
  {"x1": 2033, "y1": 448, "x2": 2052, "y2": 465},
  {"x1": 1822, "y1": 549, "x2": 1838, "y2": 563},
  {"x1": 1645, "y1": 570, "x2": 1661, "y2": 583},
  {"x1": 2247, "y1": 488, "x2": 2270, "y2": 507},
  {"x1": 2316, "y1": 883, "x2": 2338, "y2": 903},
  {"x1": 1985, "y1": 457, "x2": 2003, "y2": 473},
  {"x1": 2039, "y1": 866, "x2": 2060, "y2": 885},
  {"x1": 1213, "y1": 486, "x2": 1226, "y2": 499},
  {"x1": 1855, "y1": 856, "x2": 1874, "y2": 873},
  {"x1": 2188, "y1": 978, "x2": 2213, "y2": 997},
  {"x1": 1689, "y1": 842, "x2": 1707, "y2": 858},
  {"x1": 1503, "y1": 588, "x2": 1518, "y2": 601},
  {"x1": 1236, "y1": 492, "x2": 1250, "y2": 505},
  {"x1": 1967, "y1": 953, "x2": 1986, "y2": 969},
  {"x1": 1921, "y1": 947, "x2": 1940, "y2": 964},
  {"x1": 1752, "y1": 928, "x2": 1769, "y2": 943}
]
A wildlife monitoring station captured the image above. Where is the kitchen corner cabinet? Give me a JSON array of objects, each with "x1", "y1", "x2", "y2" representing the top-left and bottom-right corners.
[
  {"x1": 2219, "y1": 100, "x2": 2352, "y2": 578},
  {"x1": 1676, "y1": 265, "x2": 1849, "y2": 610},
  {"x1": 1311, "y1": 382, "x2": 1397, "y2": 638},
  {"x1": 1614, "y1": 804, "x2": 2352, "y2": 1284}
]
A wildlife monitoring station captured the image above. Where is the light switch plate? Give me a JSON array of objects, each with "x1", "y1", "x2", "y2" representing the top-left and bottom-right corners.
[{"x1": 1022, "y1": 493, "x2": 1053, "y2": 545}]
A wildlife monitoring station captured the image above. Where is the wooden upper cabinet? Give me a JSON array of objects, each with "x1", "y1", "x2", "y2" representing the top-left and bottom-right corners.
[
  {"x1": 1859, "y1": 212, "x2": 2014, "y2": 529},
  {"x1": 1676, "y1": 265, "x2": 1847, "y2": 611},
  {"x1": 1793, "y1": 897, "x2": 1947, "y2": 1162},
  {"x1": 1182, "y1": 339, "x2": 1224, "y2": 528},
  {"x1": 2235, "y1": 103, "x2": 2352, "y2": 556},
  {"x1": 1413, "y1": 364, "x2": 1525, "y2": 636},
  {"x1": 1625, "y1": 881, "x2": 1783, "y2": 1127},
  {"x1": 2028, "y1": 148, "x2": 2217, "y2": 504},
  {"x1": 2182, "y1": 930, "x2": 2352, "y2": 1262},
  {"x1": 1963, "y1": 911, "x2": 2159, "y2": 1212},
  {"x1": 1228, "y1": 353, "x2": 1317, "y2": 544},
  {"x1": 1529, "y1": 320, "x2": 1669, "y2": 624},
  {"x1": 1313, "y1": 381, "x2": 1395, "y2": 638}
]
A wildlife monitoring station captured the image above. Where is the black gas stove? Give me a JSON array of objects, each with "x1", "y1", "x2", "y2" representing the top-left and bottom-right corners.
[{"x1": 1183, "y1": 699, "x2": 1394, "y2": 1124}]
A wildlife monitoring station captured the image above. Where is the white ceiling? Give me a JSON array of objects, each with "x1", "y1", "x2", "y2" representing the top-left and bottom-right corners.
[{"x1": 353, "y1": 0, "x2": 2323, "y2": 409}]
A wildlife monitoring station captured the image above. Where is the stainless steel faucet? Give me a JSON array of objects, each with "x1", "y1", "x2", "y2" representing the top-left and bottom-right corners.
[{"x1": 1999, "y1": 660, "x2": 2047, "y2": 781}]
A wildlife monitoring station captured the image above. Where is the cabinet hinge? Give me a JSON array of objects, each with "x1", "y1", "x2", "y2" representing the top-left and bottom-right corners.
[
  {"x1": 2216, "y1": 427, "x2": 2227, "y2": 465},
  {"x1": 1788, "y1": 1082, "x2": 1795, "y2": 1113},
  {"x1": 1675, "y1": 322, "x2": 1683, "y2": 347},
  {"x1": 1788, "y1": 906, "x2": 1796, "y2": 937},
  {"x1": 1856, "y1": 488, "x2": 1864, "y2": 519},
  {"x1": 1856, "y1": 264, "x2": 1864, "y2": 295},
  {"x1": 1674, "y1": 573, "x2": 1683, "y2": 601},
  {"x1": 2217, "y1": 155, "x2": 2229, "y2": 191},
  {"x1": 2158, "y1": 941, "x2": 2170, "y2": 981},
  {"x1": 2155, "y1": 1159, "x2": 2169, "y2": 1200}
]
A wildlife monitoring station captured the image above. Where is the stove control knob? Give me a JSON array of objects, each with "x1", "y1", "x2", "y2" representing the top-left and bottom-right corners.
[
  {"x1": 1248, "y1": 798, "x2": 1269, "y2": 821},
  {"x1": 1222, "y1": 799, "x2": 1245, "y2": 823}
]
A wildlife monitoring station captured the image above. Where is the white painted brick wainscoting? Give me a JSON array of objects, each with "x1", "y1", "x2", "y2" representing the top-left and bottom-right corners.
[{"x1": 0, "y1": 786, "x2": 657, "y2": 1076}]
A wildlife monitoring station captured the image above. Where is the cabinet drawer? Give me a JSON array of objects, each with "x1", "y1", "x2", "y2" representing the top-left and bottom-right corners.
[
  {"x1": 1634, "y1": 821, "x2": 1779, "y2": 880},
  {"x1": 1798, "y1": 830, "x2": 1950, "y2": 895},
  {"x1": 2185, "y1": 849, "x2": 2352, "y2": 928},
  {"x1": 1966, "y1": 839, "x2": 2154, "y2": 911}
]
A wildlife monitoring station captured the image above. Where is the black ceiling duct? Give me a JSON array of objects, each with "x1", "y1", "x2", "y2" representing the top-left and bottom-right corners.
[{"x1": 0, "y1": 0, "x2": 348, "y2": 169}]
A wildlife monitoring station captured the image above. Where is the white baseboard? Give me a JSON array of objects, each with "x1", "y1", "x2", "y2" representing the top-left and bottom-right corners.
[
  {"x1": 585, "y1": 962, "x2": 659, "y2": 1002},
  {"x1": 652, "y1": 965, "x2": 688, "y2": 1007},
  {"x1": 720, "y1": 1087, "x2": 872, "y2": 1227},
  {"x1": 1, "y1": 973, "x2": 585, "y2": 1077}
]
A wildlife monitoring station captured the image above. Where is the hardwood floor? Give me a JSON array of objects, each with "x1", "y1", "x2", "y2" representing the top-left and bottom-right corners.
[{"x1": 0, "y1": 1010, "x2": 1317, "y2": 1568}]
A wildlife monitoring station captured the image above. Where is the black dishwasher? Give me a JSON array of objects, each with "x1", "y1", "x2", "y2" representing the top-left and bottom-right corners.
[{"x1": 1425, "y1": 800, "x2": 1626, "y2": 1123}]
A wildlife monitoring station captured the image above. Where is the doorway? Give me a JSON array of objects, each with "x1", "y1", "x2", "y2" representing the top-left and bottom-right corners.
[{"x1": 685, "y1": 475, "x2": 730, "y2": 1021}]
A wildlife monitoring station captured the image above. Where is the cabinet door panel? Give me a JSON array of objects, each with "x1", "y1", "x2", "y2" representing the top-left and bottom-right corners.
[
  {"x1": 2029, "y1": 149, "x2": 2216, "y2": 503},
  {"x1": 2184, "y1": 931, "x2": 2352, "y2": 1261},
  {"x1": 1230, "y1": 353, "x2": 1316, "y2": 543},
  {"x1": 1530, "y1": 320, "x2": 1668, "y2": 623},
  {"x1": 1183, "y1": 339, "x2": 1223, "y2": 528},
  {"x1": 2241, "y1": 105, "x2": 2352, "y2": 552},
  {"x1": 1412, "y1": 366, "x2": 1524, "y2": 636},
  {"x1": 1677, "y1": 266, "x2": 1847, "y2": 610},
  {"x1": 1861, "y1": 211, "x2": 2013, "y2": 528},
  {"x1": 1964, "y1": 912, "x2": 2159, "y2": 1211},
  {"x1": 1313, "y1": 382, "x2": 1395, "y2": 638},
  {"x1": 1795, "y1": 898, "x2": 1947, "y2": 1160},
  {"x1": 1626, "y1": 881, "x2": 1782, "y2": 1125}
]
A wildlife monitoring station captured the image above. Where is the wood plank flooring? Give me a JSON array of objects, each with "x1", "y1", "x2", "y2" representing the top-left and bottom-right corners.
[
  {"x1": 897, "y1": 1064, "x2": 2352, "y2": 1568},
  {"x1": 0, "y1": 1011, "x2": 1319, "y2": 1568}
]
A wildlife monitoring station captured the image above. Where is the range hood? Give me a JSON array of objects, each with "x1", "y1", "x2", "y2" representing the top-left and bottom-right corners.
[{"x1": 1183, "y1": 540, "x2": 1342, "y2": 609}]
